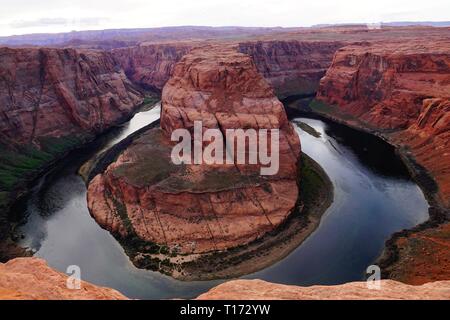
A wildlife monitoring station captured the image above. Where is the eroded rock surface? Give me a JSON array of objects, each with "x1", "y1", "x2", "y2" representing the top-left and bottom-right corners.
[
  {"x1": 0, "y1": 258, "x2": 127, "y2": 300},
  {"x1": 317, "y1": 41, "x2": 450, "y2": 207},
  {"x1": 0, "y1": 47, "x2": 143, "y2": 146},
  {"x1": 197, "y1": 279, "x2": 450, "y2": 300},
  {"x1": 0, "y1": 46, "x2": 143, "y2": 243},
  {"x1": 238, "y1": 40, "x2": 344, "y2": 98},
  {"x1": 316, "y1": 40, "x2": 450, "y2": 285},
  {"x1": 112, "y1": 43, "x2": 193, "y2": 92},
  {"x1": 87, "y1": 45, "x2": 301, "y2": 275}
]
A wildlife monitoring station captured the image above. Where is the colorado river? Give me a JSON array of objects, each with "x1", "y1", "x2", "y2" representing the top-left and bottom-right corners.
[{"x1": 14, "y1": 102, "x2": 429, "y2": 299}]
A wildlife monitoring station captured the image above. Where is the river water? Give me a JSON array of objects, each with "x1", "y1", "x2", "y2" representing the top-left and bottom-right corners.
[{"x1": 15, "y1": 103, "x2": 429, "y2": 299}]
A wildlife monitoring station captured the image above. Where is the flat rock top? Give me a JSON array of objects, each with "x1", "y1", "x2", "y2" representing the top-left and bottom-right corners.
[
  {"x1": 0, "y1": 258, "x2": 127, "y2": 300},
  {"x1": 197, "y1": 279, "x2": 450, "y2": 300}
]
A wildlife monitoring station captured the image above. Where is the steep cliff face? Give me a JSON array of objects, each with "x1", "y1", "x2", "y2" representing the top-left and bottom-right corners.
[
  {"x1": 111, "y1": 40, "x2": 343, "y2": 99},
  {"x1": 316, "y1": 41, "x2": 450, "y2": 285},
  {"x1": 238, "y1": 40, "x2": 344, "y2": 98},
  {"x1": 0, "y1": 258, "x2": 127, "y2": 300},
  {"x1": 87, "y1": 45, "x2": 301, "y2": 277},
  {"x1": 317, "y1": 41, "x2": 450, "y2": 207},
  {"x1": 0, "y1": 46, "x2": 143, "y2": 225},
  {"x1": 112, "y1": 43, "x2": 193, "y2": 92},
  {"x1": 197, "y1": 279, "x2": 450, "y2": 300}
]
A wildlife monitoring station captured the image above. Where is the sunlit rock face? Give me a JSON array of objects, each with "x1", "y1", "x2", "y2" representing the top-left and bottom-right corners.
[
  {"x1": 196, "y1": 279, "x2": 450, "y2": 300},
  {"x1": 87, "y1": 45, "x2": 301, "y2": 265},
  {"x1": 0, "y1": 258, "x2": 127, "y2": 300}
]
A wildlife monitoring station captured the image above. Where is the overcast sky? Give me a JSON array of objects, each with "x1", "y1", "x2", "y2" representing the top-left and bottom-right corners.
[{"x1": 1, "y1": 0, "x2": 449, "y2": 36}]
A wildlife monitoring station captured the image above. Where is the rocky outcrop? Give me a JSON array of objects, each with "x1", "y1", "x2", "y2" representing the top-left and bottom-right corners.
[
  {"x1": 317, "y1": 41, "x2": 450, "y2": 207},
  {"x1": 316, "y1": 40, "x2": 450, "y2": 285},
  {"x1": 0, "y1": 258, "x2": 127, "y2": 300},
  {"x1": 112, "y1": 43, "x2": 193, "y2": 92},
  {"x1": 197, "y1": 279, "x2": 450, "y2": 300},
  {"x1": 238, "y1": 40, "x2": 344, "y2": 98},
  {"x1": 0, "y1": 46, "x2": 143, "y2": 245},
  {"x1": 87, "y1": 45, "x2": 301, "y2": 277},
  {"x1": 0, "y1": 47, "x2": 143, "y2": 146}
]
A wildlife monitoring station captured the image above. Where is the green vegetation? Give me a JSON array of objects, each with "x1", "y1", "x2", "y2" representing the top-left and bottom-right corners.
[
  {"x1": 0, "y1": 134, "x2": 89, "y2": 210},
  {"x1": 139, "y1": 95, "x2": 160, "y2": 111},
  {"x1": 308, "y1": 99, "x2": 336, "y2": 114},
  {"x1": 293, "y1": 120, "x2": 322, "y2": 138},
  {"x1": 298, "y1": 153, "x2": 332, "y2": 212}
]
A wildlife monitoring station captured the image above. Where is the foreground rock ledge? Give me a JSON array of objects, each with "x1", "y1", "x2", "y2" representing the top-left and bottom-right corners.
[
  {"x1": 0, "y1": 258, "x2": 127, "y2": 300},
  {"x1": 197, "y1": 279, "x2": 450, "y2": 300},
  {"x1": 87, "y1": 45, "x2": 301, "y2": 276}
]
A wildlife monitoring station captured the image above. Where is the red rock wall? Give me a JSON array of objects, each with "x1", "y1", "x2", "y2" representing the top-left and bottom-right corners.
[
  {"x1": 317, "y1": 41, "x2": 450, "y2": 207},
  {"x1": 112, "y1": 43, "x2": 193, "y2": 92},
  {"x1": 0, "y1": 47, "x2": 143, "y2": 147},
  {"x1": 238, "y1": 40, "x2": 345, "y2": 98}
]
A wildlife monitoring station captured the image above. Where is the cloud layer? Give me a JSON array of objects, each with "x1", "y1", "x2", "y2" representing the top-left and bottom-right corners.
[{"x1": 1, "y1": 0, "x2": 449, "y2": 36}]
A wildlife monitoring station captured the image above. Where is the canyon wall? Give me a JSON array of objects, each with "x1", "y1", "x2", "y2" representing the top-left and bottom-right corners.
[
  {"x1": 316, "y1": 40, "x2": 450, "y2": 285},
  {"x1": 111, "y1": 40, "x2": 344, "y2": 99},
  {"x1": 238, "y1": 40, "x2": 345, "y2": 98},
  {"x1": 87, "y1": 45, "x2": 301, "y2": 277},
  {"x1": 317, "y1": 41, "x2": 450, "y2": 207},
  {"x1": 0, "y1": 258, "x2": 127, "y2": 300},
  {"x1": 112, "y1": 43, "x2": 193, "y2": 92},
  {"x1": 0, "y1": 46, "x2": 143, "y2": 232}
]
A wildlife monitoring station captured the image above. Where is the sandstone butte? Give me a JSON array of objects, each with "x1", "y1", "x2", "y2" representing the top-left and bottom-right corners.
[
  {"x1": 0, "y1": 46, "x2": 143, "y2": 217},
  {"x1": 0, "y1": 258, "x2": 126, "y2": 300},
  {"x1": 316, "y1": 40, "x2": 450, "y2": 284},
  {"x1": 87, "y1": 45, "x2": 301, "y2": 270},
  {"x1": 1, "y1": 258, "x2": 449, "y2": 300}
]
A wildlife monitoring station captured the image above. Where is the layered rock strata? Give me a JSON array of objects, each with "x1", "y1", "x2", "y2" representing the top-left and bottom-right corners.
[
  {"x1": 0, "y1": 47, "x2": 143, "y2": 243},
  {"x1": 238, "y1": 40, "x2": 344, "y2": 98},
  {"x1": 316, "y1": 40, "x2": 450, "y2": 284},
  {"x1": 87, "y1": 45, "x2": 301, "y2": 275}
]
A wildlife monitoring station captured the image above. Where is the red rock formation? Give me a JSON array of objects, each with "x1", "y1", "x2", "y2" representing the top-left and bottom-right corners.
[
  {"x1": 384, "y1": 222, "x2": 450, "y2": 285},
  {"x1": 0, "y1": 46, "x2": 144, "y2": 227},
  {"x1": 112, "y1": 43, "x2": 193, "y2": 92},
  {"x1": 197, "y1": 279, "x2": 450, "y2": 300},
  {"x1": 317, "y1": 41, "x2": 450, "y2": 207},
  {"x1": 317, "y1": 40, "x2": 450, "y2": 286},
  {"x1": 0, "y1": 258, "x2": 127, "y2": 300},
  {"x1": 87, "y1": 45, "x2": 300, "y2": 274},
  {"x1": 0, "y1": 47, "x2": 143, "y2": 147},
  {"x1": 238, "y1": 40, "x2": 344, "y2": 98}
]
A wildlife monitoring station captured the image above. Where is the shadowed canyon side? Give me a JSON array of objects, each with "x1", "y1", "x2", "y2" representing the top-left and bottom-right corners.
[
  {"x1": 112, "y1": 43, "x2": 193, "y2": 92},
  {"x1": 238, "y1": 40, "x2": 345, "y2": 98},
  {"x1": 87, "y1": 45, "x2": 301, "y2": 279},
  {"x1": 315, "y1": 40, "x2": 450, "y2": 284},
  {"x1": 0, "y1": 258, "x2": 127, "y2": 300},
  {"x1": 0, "y1": 46, "x2": 144, "y2": 258}
]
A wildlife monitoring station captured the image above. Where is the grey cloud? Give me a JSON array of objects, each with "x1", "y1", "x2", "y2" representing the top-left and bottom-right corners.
[{"x1": 10, "y1": 17, "x2": 108, "y2": 29}]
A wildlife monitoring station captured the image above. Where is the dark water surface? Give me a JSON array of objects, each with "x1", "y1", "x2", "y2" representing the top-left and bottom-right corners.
[{"x1": 15, "y1": 104, "x2": 429, "y2": 299}]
